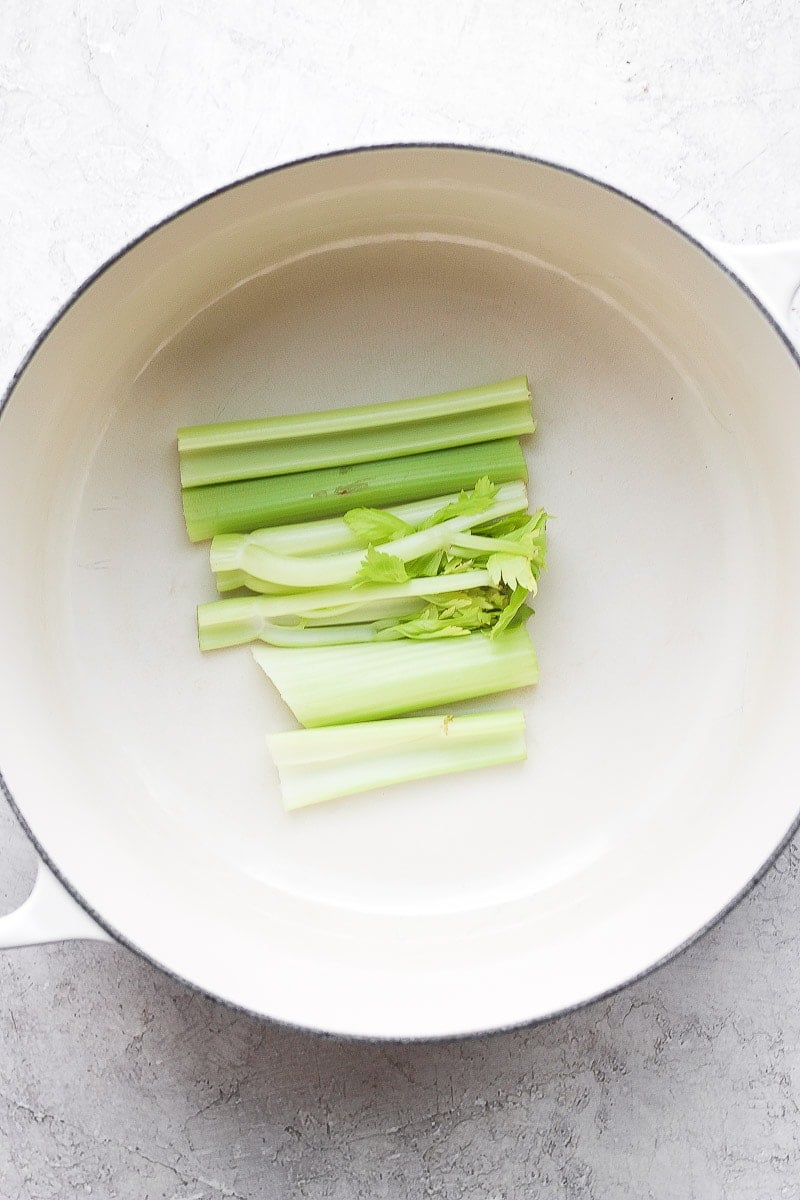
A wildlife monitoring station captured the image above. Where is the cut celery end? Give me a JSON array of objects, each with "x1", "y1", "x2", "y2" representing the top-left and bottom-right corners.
[
  {"x1": 252, "y1": 624, "x2": 538, "y2": 727},
  {"x1": 178, "y1": 376, "x2": 533, "y2": 487},
  {"x1": 267, "y1": 710, "x2": 527, "y2": 810},
  {"x1": 181, "y1": 438, "x2": 528, "y2": 541},
  {"x1": 197, "y1": 571, "x2": 491, "y2": 650}
]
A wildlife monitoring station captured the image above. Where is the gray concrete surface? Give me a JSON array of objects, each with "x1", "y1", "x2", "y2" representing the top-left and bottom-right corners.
[{"x1": 3, "y1": 2, "x2": 800, "y2": 1196}]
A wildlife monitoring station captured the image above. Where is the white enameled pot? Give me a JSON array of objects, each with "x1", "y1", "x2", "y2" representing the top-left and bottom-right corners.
[{"x1": 2, "y1": 146, "x2": 800, "y2": 1040}]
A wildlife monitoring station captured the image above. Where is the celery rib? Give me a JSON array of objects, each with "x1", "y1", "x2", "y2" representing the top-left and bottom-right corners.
[
  {"x1": 254, "y1": 623, "x2": 389, "y2": 648},
  {"x1": 181, "y1": 438, "x2": 529, "y2": 542},
  {"x1": 219, "y1": 481, "x2": 528, "y2": 560},
  {"x1": 252, "y1": 625, "x2": 538, "y2": 727},
  {"x1": 209, "y1": 487, "x2": 528, "y2": 590},
  {"x1": 179, "y1": 377, "x2": 533, "y2": 487},
  {"x1": 197, "y1": 571, "x2": 492, "y2": 650},
  {"x1": 267, "y1": 710, "x2": 527, "y2": 809}
]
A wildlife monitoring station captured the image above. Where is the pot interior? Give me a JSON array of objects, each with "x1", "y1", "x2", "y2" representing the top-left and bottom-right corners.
[{"x1": 1, "y1": 148, "x2": 799, "y2": 1037}]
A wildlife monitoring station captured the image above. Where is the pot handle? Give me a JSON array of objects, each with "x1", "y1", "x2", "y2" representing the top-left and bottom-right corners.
[
  {"x1": 0, "y1": 859, "x2": 112, "y2": 948},
  {"x1": 709, "y1": 240, "x2": 800, "y2": 339}
]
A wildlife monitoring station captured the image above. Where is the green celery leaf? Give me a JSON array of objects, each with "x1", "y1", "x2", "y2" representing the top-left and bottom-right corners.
[
  {"x1": 507, "y1": 601, "x2": 534, "y2": 628},
  {"x1": 354, "y1": 546, "x2": 410, "y2": 585},
  {"x1": 476, "y1": 506, "x2": 549, "y2": 541},
  {"x1": 405, "y1": 549, "x2": 445, "y2": 578},
  {"x1": 486, "y1": 553, "x2": 538, "y2": 591},
  {"x1": 343, "y1": 507, "x2": 414, "y2": 546},
  {"x1": 417, "y1": 476, "x2": 499, "y2": 529},
  {"x1": 473, "y1": 511, "x2": 532, "y2": 537},
  {"x1": 473, "y1": 508, "x2": 549, "y2": 580},
  {"x1": 422, "y1": 589, "x2": 504, "y2": 613},
  {"x1": 490, "y1": 585, "x2": 532, "y2": 637},
  {"x1": 375, "y1": 590, "x2": 504, "y2": 640},
  {"x1": 441, "y1": 554, "x2": 480, "y2": 575},
  {"x1": 376, "y1": 619, "x2": 472, "y2": 641}
]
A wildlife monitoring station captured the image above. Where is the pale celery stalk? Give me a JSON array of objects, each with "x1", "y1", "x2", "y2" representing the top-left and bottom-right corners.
[
  {"x1": 301, "y1": 600, "x2": 423, "y2": 625},
  {"x1": 267, "y1": 710, "x2": 527, "y2": 810},
  {"x1": 213, "y1": 572, "x2": 294, "y2": 594},
  {"x1": 449, "y1": 532, "x2": 536, "y2": 556},
  {"x1": 255, "y1": 623, "x2": 390, "y2": 648},
  {"x1": 179, "y1": 377, "x2": 533, "y2": 487},
  {"x1": 209, "y1": 488, "x2": 528, "y2": 590},
  {"x1": 213, "y1": 480, "x2": 527, "y2": 592},
  {"x1": 181, "y1": 438, "x2": 528, "y2": 542},
  {"x1": 223, "y1": 482, "x2": 528, "y2": 559},
  {"x1": 252, "y1": 624, "x2": 538, "y2": 727},
  {"x1": 197, "y1": 571, "x2": 491, "y2": 650}
]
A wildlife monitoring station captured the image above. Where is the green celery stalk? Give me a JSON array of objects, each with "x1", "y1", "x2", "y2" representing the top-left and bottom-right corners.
[
  {"x1": 267, "y1": 709, "x2": 527, "y2": 810},
  {"x1": 197, "y1": 570, "x2": 491, "y2": 650},
  {"x1": 251, "y1": 624, "x2": 538, "y2": 727},
  {"x1": 181, "y1": 438, "x2": 528, "y2": 542},
  {"x1": 179, "y1": 377, "x2": 533, "y2": 487},
  {"x1": 209, "y1": 487, "x2": 528, "y2": 589}
]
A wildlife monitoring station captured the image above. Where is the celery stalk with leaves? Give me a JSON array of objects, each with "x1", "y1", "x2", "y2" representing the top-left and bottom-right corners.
[
  {"x1": 197, "y1": 479, "x2": 548, "y2": 650},
  {"x1": 208, "y1": 479, "x2": 532, "y2": 590}
]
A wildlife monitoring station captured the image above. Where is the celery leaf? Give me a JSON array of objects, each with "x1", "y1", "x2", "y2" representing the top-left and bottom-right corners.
[
  {"x1": 417, "y1": 476, "x2": 499, "y2": 529},
  {"x1": 354, "y1": 546, "x2": 410, "y2": 585},
  {"x1": 486, "y1": 553, "x2": 538, "y2": 591},
  {"x1": 343, "y1": 507, "x2": 414, "y2": 546},
  {"x1": 491, "y1": 585, "x2": 533, "y2": 637}
]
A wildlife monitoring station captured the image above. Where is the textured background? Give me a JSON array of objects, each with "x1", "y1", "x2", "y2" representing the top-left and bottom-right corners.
[{"x1": 3, "y1": 2, "x2": 800, "y2": 1197}]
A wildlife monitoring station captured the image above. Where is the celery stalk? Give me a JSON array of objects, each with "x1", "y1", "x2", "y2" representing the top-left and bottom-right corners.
[
  {"x1": 209, "y1": 487, "x2": 528, "y2": 590},
  {"x1": 179, "y1": 377, "x2": 533, "y2": 487},
  {"x1": 252, "y1": 625, "x2": 538, "y2": 727},
  {"x1": 213, "y1": 572, "x2": 294, "y2": 595},
  {"x1": 255, "y1": 623, "x2": 390, "y2": 648},
  {"x1": 212, "y1": 481, "x2": 528, "y2": 592},
  {"x1": 181, "y1": 438, "x2": 528, "y2": 542},
  {"x1": 219, "y1": 481, "x2": 529, "y2": 560},
  {"x1": 198, "y1": 571, "x2": 492, "y2": 650},
  {"x1": 267, "y1": 710, "x2": 526, "y2": 809}
]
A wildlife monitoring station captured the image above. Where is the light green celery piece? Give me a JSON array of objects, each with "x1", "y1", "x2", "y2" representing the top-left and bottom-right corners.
[
  {"x1": 251, "y1": 624, "x2": 538, "y2": 727},
  {"x1": 212, "y1": 482, "x2": 528, "y2": 595},
  {"x1": 302, "y1": 600, "x2": 425, "y2": 626},
  {"x1": 267, "y1": 709, "x2": 527, "y2": 810},
  {"x1": 215, "y1": 570, "x2": 246, "y2": 594},
  {"x1": 253, "y1": 623, "x2": 393, "y2": 648},
  {"x1": 214, "y1": 571, "x2": 297, "y2": 595},
  {"x1": 179, "y1": 377, "x2": 534, "y2": 487},
  {"x1": 210, "y1": 481, "x2": 526, "y2": 569},
  {"x1": 212, "y1": 572, "x2": 423, "y2": 600},
  {"x1": 181, "y1": 438, "x2": 528, "y2": 542},
  {"x1": 208, "y1": 487, "x2": 528, "y2": 590},
  {"x1": 197, "y1": 570, "x2": 492, "y2": 650},
  {"x1": 448, "y1": 531, "x2": 538, "y2": 557}
]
